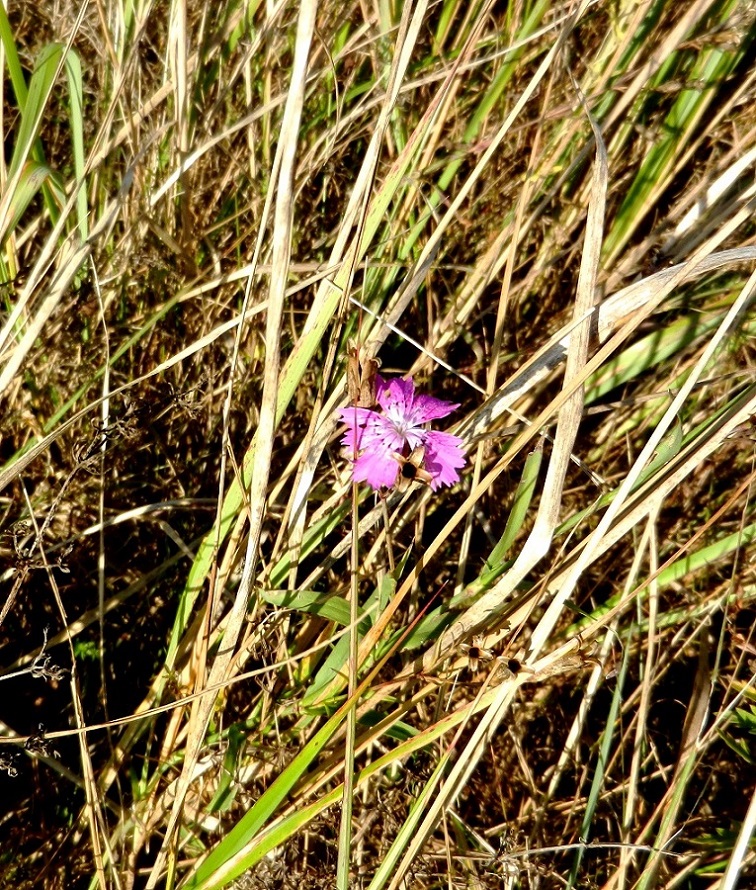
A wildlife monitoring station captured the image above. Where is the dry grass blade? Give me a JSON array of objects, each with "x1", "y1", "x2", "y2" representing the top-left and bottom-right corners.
[
  {"x1": 721, "y1": 784, "x2": 756, "y2": 890},
  {"x1": 143, "y1": 6, "x2": 318, "y2": 887},
  {"x1": 529, "y1": 267, "x2": 756, "y2": 654},
  {"x1": 441, "y1": 244, "x2": 756, "y2": 655},
  {"x1": 2, "y1": 3, "x2": 756, "y2": 888},
  {"x1": 634, "y1": 631, "x2": 713, "y2": 890},
  {"x1": 467, "y1": 74, "x2": 608, "y2": 641}
]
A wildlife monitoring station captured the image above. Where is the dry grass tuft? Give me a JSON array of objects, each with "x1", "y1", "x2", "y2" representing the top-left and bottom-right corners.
[{"x1": 1, "y1": 1, "x2": 756, "y2": 888}]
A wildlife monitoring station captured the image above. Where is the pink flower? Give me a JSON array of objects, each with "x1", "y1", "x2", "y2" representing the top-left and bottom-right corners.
[{"x1": 339, "y1": 375, "x2": 466, "y2": 491}]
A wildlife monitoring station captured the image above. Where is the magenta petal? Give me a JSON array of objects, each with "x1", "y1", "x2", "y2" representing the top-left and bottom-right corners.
[
  {"x1": 339, "y1": 406, "x2": 378, "y2": 427},
  {"x1": 340, "y1": 371, "x2": 466, "y2": 492},
  {"x1": 377, "y1": 377, "x2": 416, "y2": 414},
  {"x1": 374, "y1": 374, "x2": 389, "y2": 401},
  {"x1": 404, "y1": 429, "x2": 425, "y2": 451},
  {"x1": 340, "y1": 425, "x2": 361, "y2": 453},
  {"x1": 358, "y1": 414, "x2": 406, "y2": 453},
  {"x1": 353, "y1": 450, "x2": 400, "y2": 489},
  {"x1": 339, "y1": 406, "x2": 379, "y2": 452},
  {"x1": 409, "y1": 393, "x2": 459, "y2": 424},
  {"x1": 425, "y1": 430, "x2": 466, "y2": 467},
  {"x1": 423, "y1": 430, "x2": 466, "y2": 490}
]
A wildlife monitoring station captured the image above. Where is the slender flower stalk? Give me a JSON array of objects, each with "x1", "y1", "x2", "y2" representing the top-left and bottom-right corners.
[{"x1": 340, "y1": 375, "x2": 466, "y2": 491}]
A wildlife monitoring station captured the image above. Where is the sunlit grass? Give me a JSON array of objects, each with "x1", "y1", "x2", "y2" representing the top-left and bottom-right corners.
[{"x1": 1, "y1": 1, "x2": 755, "y2": 888}]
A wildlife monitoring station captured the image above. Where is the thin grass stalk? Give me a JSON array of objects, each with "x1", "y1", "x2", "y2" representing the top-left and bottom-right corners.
[
  {"x1": 145, "y1": 4, "x2": 317, "y2": 885},
  {"x1": 529, "y1": 264, "x2": 756, "y2": 656},
  {"x1": 615, "y1": 520, "x2": 661, "y2": 889},
  {"x1": 447, "y1": 236, "x2": 756, "y2": 653}
]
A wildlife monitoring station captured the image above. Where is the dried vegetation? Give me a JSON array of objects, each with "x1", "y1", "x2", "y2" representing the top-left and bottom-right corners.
[{"x1": 1, "y1": 0, "x2": 756, "y2": 888}]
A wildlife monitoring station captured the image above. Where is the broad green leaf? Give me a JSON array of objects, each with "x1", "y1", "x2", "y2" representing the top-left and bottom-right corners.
[
  {"x1": 261, "y1": 588, "x2": 351, "y2": 626},
  {"x1": 586, "y1": 311, "x2": 724, "y2": 403},
  {"x1": 7, "y1": 43, "x2": 63, "y2": 183}
]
